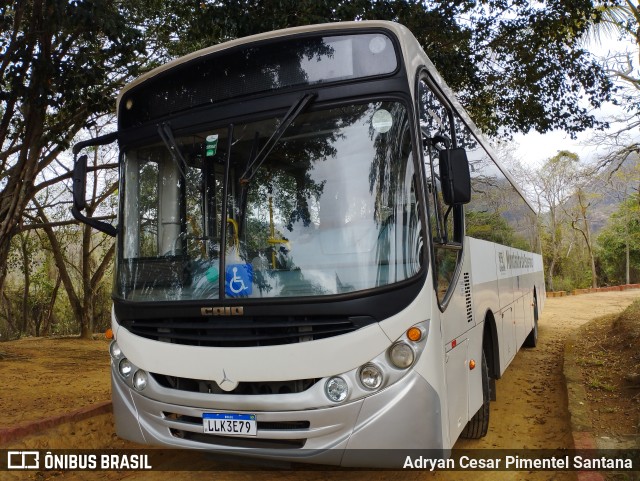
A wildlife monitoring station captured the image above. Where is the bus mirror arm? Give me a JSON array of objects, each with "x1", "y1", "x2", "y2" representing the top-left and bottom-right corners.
[
  {"x1": 430, "y1": 133, "x2": 450, "y2": 149},
  {"x1": 71, "y1": 132, "x2": 119, "y2": 237}
]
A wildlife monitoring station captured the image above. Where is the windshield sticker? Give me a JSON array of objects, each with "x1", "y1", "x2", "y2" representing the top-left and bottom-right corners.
[
  {"x1": 225, "y1": 264, "x2": 253, "y2": 297},
  {"x1": 372, "y1": 109, "x2": 393, "y2": 133},
  {"x1": 205, "y1": 265, "x2": 219, "y2": 283},
  {"x1": 368, "y1": 35, "x2": 387, "y2": 54},
  {"x1": 206, "y1": 134, "x2": 219, "y2": 157}
]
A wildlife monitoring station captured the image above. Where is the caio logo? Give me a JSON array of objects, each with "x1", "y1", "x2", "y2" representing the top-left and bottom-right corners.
[{"x1": 201, "y1": 306, "x2": 244, "y2": 316}]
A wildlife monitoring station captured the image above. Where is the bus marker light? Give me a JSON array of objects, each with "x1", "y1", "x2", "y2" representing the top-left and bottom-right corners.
[
  {"x1": 451, "y1": 339, "x2": 457, "y2": 349},
  {"x1": 469, "y1": 359, "x2": 476, "y2": 370},
  {"x1": 407, "y1": 327, "x2": 422, "y2": 342},
  {"x1": 105, "y1": 328, "x2": 113, "y2": 340}
]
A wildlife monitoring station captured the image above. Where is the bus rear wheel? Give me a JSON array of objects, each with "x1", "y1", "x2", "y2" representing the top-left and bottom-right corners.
[
  {"x1": 524, "y1": 295, "x2": 539, "y2": 348},
  {"x1": 461, "y1": 350, "x2": 489, "y2": 439}
]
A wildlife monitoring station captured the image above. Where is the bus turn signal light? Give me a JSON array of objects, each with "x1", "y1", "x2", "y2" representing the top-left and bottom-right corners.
[
  {"x1": 469, "y1": 359, "x2": 476, "y2": 370},
  {"x1": 105, "y1": 328, "x2": 113, "y2": 340},
  {"x1": 407, "y1": 327, "x2": 422, "y2": 342}
]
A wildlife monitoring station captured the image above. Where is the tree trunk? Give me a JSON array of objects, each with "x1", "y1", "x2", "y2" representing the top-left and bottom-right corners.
[
  {"x1": 626, "y1": 239, "x2": 630, "y2": 285},
  {"x1": 625, "y1": 216, "x2": 631, "y2": 285},
  {"x1": 80, "y1": 312, "x2": 93, "y2": 339},
  {"x1": 547, "y1": 207, "x2": 558, "y2": 292},
  {"x1": 579, "y1": 197, "x2": 597, "y2": 289},
  {"x1": 547, "y1": 259, "x2": 556, "y2": 292},
  {"x1": 42, "y1": 275, "x2": 60, "y2": 336},
  {"x1": 19, "y1": 234, "x2": 31, "y2": 335},
  {"x1": 35, "y1": 204, "x2": 85, "y2": 334}
]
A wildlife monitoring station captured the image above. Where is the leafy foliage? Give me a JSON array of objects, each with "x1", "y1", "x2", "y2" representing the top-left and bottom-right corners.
[
  {"x1": 146, "y1": 0, "x2": 613, "y2": 137},
  {"x1": 466, "y1": 210, "x2": 530, "y2": 251},
  {"x1": 597, "y1": 195, "x2": 640, "y2": 285},
  {"x1": 0, "y1": 0, "x2": 621, "y2": 334},
  {"x1": 0, "y1": 0, "x2": 146, "y2": 298}
]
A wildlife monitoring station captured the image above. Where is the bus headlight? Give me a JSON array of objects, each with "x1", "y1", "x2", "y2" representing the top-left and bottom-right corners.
[
  {"x1": 325, "y1": 376, "x2": 348, "y2": 402},
  {"x1": 109, "y1": 341, "x2": 123, "y2": 360},
  {"x1": 118, "y1": 358, "x2": 133, "y2": 378},
  {"x1": 359, "y1": 364, "x2": 383, "y2": 390},
  {"x1": 133, "y1": 370, "x2": 148, "y2": 391},
  {"x1": 389, "y1": 342, "x2": 415, "y2": 369}
]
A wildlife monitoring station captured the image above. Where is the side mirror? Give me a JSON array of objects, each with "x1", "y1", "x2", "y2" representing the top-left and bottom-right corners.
[
  {"x1": 439, "y1": 147, "x2": 471, "y2": 205},
  {"x1": 71, "y1": 132, "x2": 118, "y2": 237},
  {"x1": 72, "y1": 154, "x2": 88, "y2": 210}
]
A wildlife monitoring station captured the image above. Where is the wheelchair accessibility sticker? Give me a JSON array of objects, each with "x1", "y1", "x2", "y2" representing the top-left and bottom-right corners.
[{"x1": 225, "y1": 264, "x2": 253, "y2": 296}]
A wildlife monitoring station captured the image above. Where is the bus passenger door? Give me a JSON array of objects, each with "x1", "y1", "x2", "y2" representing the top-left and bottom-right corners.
[{"x1": 418, "y1": 76, "x2": 472, "y2": 442}]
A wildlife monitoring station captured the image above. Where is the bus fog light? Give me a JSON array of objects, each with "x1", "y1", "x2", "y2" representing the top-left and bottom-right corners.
[
  {"x1": 389, "y1": 342, "x2": 415, "y2": 369},
  {"x1": 325, "y1": 376, "x2": 348, "y2": 402},
  {"x1": 133, "y1": 370, "x2": 148, "y2": 391},
  {"x1": 109, "y1": 341, "x2": 122, "y2": 360},
  {"x1": 118, "y1": 358, "x2": 133, "y2": 378},
  {"x1": 359, "y1": 364, "x2": 383, "y2": 390}
]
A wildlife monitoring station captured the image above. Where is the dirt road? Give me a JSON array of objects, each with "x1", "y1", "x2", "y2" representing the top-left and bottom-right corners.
[{"x1": 3, "y1": 290, "x2": 639, "y2": 481}]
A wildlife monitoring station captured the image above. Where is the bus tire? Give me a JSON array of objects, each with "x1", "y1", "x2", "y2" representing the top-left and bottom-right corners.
[
  {"x1": 461, "y1": 350, "x2": 489, "y2": 439},
  {"x1": 524, "y1": 295, "x2": 538, "y2": 348}
]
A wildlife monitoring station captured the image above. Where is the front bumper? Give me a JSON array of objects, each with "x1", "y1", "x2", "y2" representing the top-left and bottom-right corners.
[{"x1": 112, "y1": 367, "x2": 442, "y2": 467}]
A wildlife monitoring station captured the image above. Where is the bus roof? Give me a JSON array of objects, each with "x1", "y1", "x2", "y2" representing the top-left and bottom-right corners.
[{"x1": 117, "y1": 21, "x2": 418, "y2": 107}]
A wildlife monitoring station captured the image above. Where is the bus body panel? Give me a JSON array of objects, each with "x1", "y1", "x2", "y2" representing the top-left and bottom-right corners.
[
  {"x1": 112, "y1": 361, "x2": 444, "y2": 466},
  {"x1": 467, "y1": 237, "x2": 544, "y2": 376}
]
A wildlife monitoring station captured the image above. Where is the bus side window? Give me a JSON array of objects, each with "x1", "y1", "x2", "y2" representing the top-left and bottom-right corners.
[{"x1": 418, "y1": 78, "x2": 463, "y2": 304}]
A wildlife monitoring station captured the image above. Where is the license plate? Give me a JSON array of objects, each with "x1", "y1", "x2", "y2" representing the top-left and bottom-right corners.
[{"x1": 203, "y1": 412, "x2": 257, "y2": 436}]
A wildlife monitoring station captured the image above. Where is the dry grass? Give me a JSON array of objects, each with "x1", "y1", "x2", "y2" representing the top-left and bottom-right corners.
[{"x1": 574, "y1": 300, "x2": 640, "y2": 437}]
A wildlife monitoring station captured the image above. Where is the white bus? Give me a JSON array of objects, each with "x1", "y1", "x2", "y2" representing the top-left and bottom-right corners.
[{"x1": 72, "y1": 20, "x2": 544, "y2": 467}]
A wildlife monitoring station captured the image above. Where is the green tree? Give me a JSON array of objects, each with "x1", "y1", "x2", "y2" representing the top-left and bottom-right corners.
[
  {"x1": 2, "y1": 229, "x2": 61, "y2": 338},
  {"x1": 604, "y1": 158, "x2": 640, "y2": 284},
  {"x1": 466, "y1": 210, "x2": 530, "y2": 250},
  {"x1": 536, "y1": 151, "x2": 581, "y2": 291},
  {"x1": 29, "y1": 130, "x2": 117, "y2": 339},
  {"x1": 152, "y1": 0, "x2": 613, "y2": 137},
  {"x1": 596, "y1": 195, "x2": 640, "y2": 285},
  {"x1": 0, "y1": 0, "x2": 145, "y2": 296},
  {"x1": 582, "y1": 2, "x2": 640, "y2": 170},
  {"x1": 565, "y1": 183, "x2": 600, "y2": 288},
  {"x1": 582, "y1": 1, "x2": 638, "y2": 50},
  {"x1": 0, "y1": 0, "x2": 617, "y2": 305}
]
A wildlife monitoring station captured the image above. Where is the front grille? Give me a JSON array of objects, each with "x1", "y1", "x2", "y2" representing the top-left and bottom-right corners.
[
  {"x1": 120, "y1": 315, "x2": 375, "y2": 347},
  {"x1": 152, "y1": 373, "x2": 319, "y2": 395},
  {"x1": 170, "y1": 430, "x2": 307, "y2": 449},
  {"x1": 164, "y1": 413, "x2": 310, "y2": 431}
]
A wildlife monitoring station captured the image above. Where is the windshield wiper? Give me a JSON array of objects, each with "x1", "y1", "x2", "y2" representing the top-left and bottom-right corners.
[
  {"x1": 239, "y1": 92, "x2": 316, "y2": 184},
  {"x1": 157, "y1": 122, "x2": 187, "y2": 178}
]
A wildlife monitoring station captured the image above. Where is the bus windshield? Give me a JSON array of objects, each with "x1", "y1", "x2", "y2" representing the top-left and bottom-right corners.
[{"x1": 117, "y1": 100, "x2": 422, "y2": 301}]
